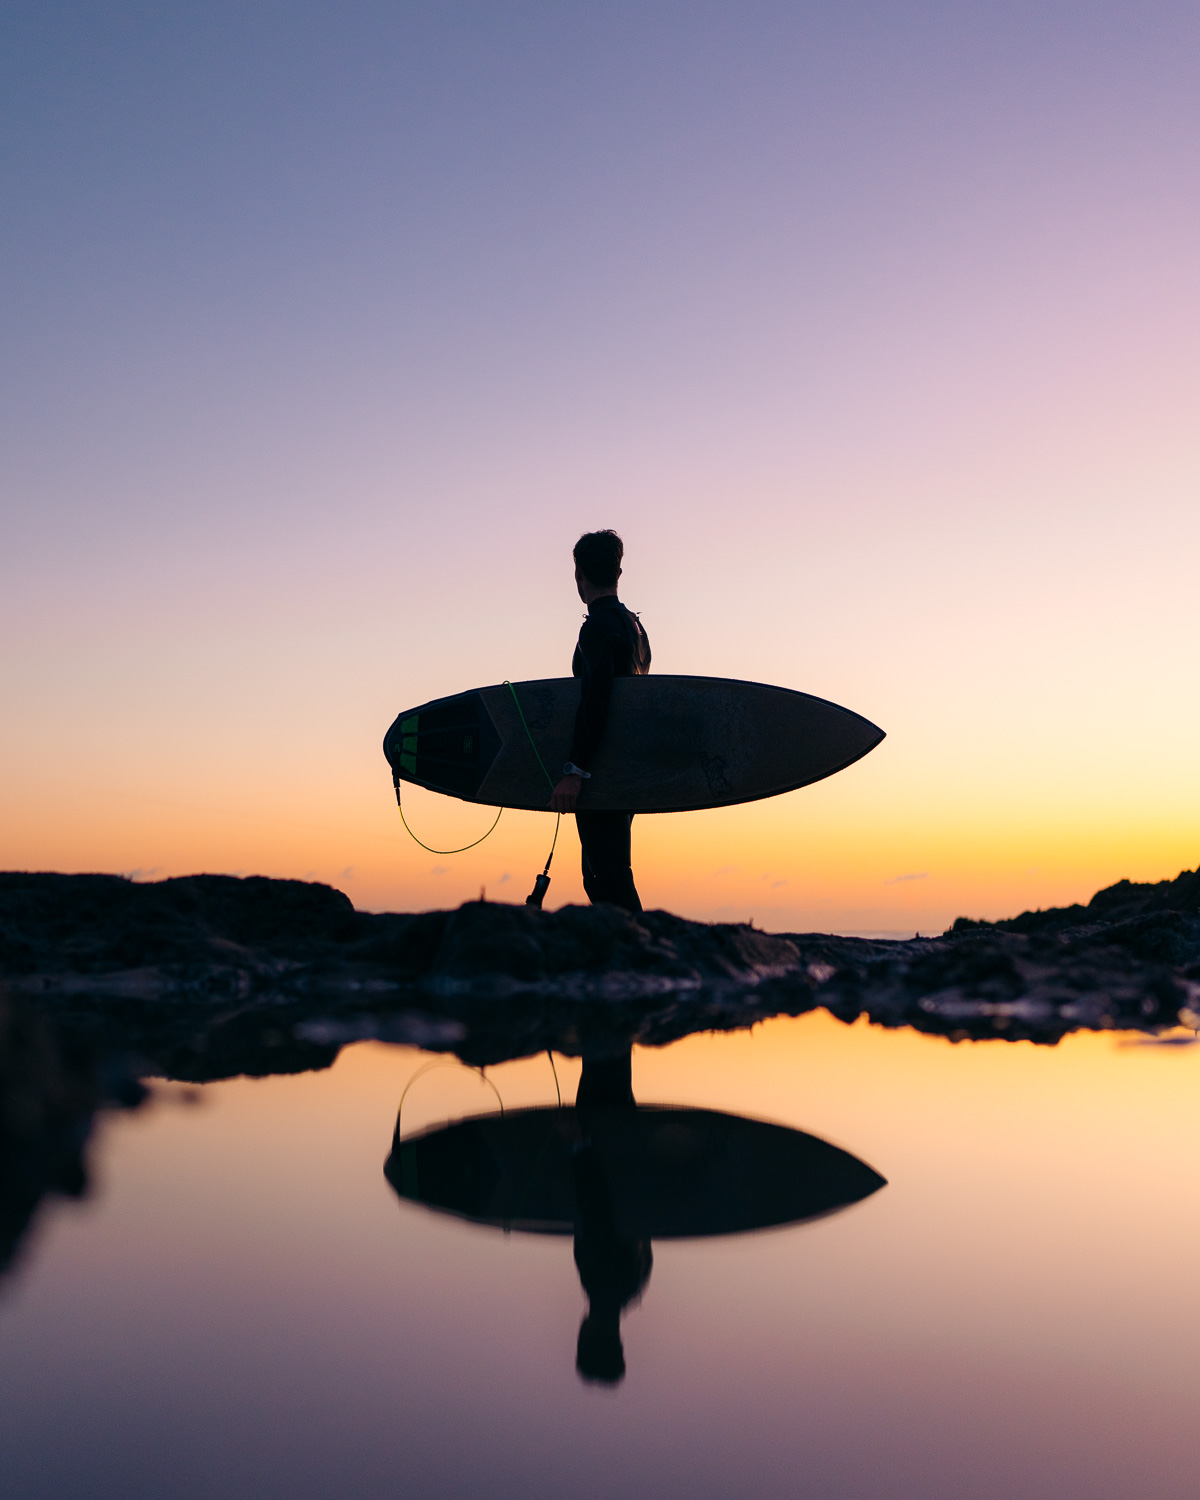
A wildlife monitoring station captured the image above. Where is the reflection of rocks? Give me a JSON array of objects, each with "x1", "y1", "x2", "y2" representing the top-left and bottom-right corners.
[
  {"x1": 0, "y1": 993, "x2": 146, "y2": 1280},
  {"x1": 2, "y1": 867, "x2": 1200, "y2": 1075}
]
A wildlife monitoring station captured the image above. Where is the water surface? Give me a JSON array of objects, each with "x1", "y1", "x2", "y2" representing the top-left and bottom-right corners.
[{"x1": 2, "y1": 1012, "x2": 1198, "y2": 1499}]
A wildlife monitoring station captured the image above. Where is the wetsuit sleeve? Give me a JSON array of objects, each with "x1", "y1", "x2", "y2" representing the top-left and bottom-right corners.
[{"x1": 569, "y1": 620, "x2": 615, "y2": 770}]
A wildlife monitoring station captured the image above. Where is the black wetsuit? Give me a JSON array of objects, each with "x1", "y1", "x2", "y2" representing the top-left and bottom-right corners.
[{"x1": 569, "y1": 595, "x2": 651, "y2": 914}]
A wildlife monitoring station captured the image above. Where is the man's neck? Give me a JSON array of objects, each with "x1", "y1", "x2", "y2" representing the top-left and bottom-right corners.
[{"x1": 581, "y1": 585, "x2": 619, "y2": 607}]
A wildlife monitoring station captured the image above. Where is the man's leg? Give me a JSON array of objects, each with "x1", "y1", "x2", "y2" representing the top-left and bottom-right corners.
[{"x1": 576, "y1": 811, "x2": 642, "y2": 914}]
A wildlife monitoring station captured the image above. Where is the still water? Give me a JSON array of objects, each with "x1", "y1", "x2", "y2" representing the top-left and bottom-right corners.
[{"x1": 3, "y1": 1011, "x2": 1199, "y2": 1499}]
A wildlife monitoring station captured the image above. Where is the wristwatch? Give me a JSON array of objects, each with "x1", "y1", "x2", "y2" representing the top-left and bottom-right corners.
[{"x1": 562, "y1": 762, "x2": 592, "y2": 779}]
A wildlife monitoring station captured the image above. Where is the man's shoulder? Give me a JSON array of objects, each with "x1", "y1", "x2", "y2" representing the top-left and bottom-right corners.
[{"x1": 578, "y1": 597, "x2": 645, "y2": 641}]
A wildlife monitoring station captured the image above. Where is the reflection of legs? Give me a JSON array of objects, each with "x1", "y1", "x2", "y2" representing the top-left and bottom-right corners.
[
  {"x1": 576, "y1": 812, "x2": 642, "y2": 914},
  {"x1": 575, "y1": 1050, "x2": 634, "y2": 1108}
]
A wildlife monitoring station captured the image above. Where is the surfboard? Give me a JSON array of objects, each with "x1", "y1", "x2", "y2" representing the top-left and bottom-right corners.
[
  {"x1": 385, "y1": 1104, "x2": 886, "y2": 1238},
  {"x1": 383, "y1": 675, "x2": 883, "y2": 814}
]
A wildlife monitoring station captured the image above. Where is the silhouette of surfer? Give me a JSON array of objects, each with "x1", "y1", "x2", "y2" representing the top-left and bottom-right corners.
[{"x1": 548, "y1": 531, "x2": 651, "y2": 914}]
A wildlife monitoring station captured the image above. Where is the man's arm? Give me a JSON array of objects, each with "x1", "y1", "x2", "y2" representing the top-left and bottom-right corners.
[
  {"x1": 568, "y1": 630, "x2": 615, "y2": 772},
  {"x1": 549, "y1": 621, "x2": 614, "y2": 812}
]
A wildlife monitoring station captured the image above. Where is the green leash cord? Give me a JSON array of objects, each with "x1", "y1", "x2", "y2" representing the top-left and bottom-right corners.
[
  {"x1": 393, "y1": 796, "x2": 502, "y2": 856},
  {"x1": 500, "y1": 680, "x2": 562, "y2": 906},
  {"x1": 392, "y1": 682, "x2": 561, "y2": 900},
  {"x1": 503, "y1": 680, "x2": 557, "y2": 792}
]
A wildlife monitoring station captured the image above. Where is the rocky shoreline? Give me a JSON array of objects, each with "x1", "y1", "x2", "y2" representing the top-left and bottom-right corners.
[
  {"x1": 2, "y1": 865, "x2": 1198, "y2": 1069},
  {"x1": 2, "y1": 864, "x2": 1198, "y2": 1280}
]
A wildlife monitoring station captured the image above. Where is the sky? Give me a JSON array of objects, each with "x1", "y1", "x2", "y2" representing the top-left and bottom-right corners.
[{"x1": 2, "y1": 0, "x2": 1198, "y2": 932}]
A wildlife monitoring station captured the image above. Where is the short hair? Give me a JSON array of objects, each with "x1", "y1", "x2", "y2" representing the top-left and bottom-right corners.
[{"x1": 573, "y1": 530, "x2": 624, "y2": 588}]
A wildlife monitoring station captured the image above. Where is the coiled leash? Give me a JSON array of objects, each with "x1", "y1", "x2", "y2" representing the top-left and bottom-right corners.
[{"x1": 392, "y1": 680, "x2": 561, "y2": 907}]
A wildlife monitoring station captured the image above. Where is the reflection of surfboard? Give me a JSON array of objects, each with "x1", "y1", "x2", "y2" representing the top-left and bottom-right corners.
[
  {"x1": 384, "y1": 1105, "x2": 886, "y2": 1238},
  {"x1": 383, "y1": 675, "x2": 884, "y2": 814}
]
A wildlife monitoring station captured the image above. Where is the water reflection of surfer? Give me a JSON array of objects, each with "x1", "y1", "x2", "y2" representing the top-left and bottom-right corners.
[
  {"x1": 385, "y1": 1051, "x2": 886, "y2": 1388},
  {"x1": 547, "y1": 531, "x2": 651, "y2": 914},
  {"x1": 572, "y1": 1050, "x2": 649, "y2": 1385}
]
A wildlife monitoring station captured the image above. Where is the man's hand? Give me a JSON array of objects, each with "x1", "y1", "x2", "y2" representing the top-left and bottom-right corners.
[{"x1": 549, "y1": 773, "x2": 584, "y2": 813}]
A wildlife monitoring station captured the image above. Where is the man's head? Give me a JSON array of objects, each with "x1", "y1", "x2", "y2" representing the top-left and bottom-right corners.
[{"x1": 573, "y1": 530, "x2": 623, "y2": 602}]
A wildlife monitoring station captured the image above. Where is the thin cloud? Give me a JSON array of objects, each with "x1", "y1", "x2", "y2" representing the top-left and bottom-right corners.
[{"x1": 884, "y1": 872, "x2": 928, "y2": 885}]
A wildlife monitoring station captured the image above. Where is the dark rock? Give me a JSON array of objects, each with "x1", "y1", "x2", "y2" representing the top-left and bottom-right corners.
[
  {"x1": 2, "y1": 866, "x2": 1199, "y2": 1078},
  {"x1": 953, "y1": 865, "x2": 1200, "y2": 935}
]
